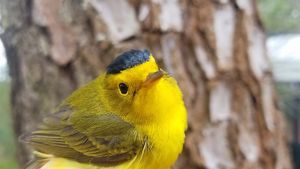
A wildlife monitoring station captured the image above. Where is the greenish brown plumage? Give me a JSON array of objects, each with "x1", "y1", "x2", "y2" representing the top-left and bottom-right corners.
[{"x1": 27, "y1": 106, "x2": 146, "y2": 166}]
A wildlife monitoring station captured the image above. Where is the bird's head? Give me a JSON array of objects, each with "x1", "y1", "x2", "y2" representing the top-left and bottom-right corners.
[{"x1": 101, "y1": 49, "x2": 185, "y2": 124}]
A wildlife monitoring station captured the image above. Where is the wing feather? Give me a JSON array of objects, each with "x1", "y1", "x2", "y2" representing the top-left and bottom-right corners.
[{"x1": 25, "y1": 107, "x2": 146, "y2": 166}]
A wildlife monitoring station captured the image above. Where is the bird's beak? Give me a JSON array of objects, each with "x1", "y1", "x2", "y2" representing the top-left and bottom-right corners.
[{"x1": 142, "y1": 69, "x2": 164, "y2": 87}]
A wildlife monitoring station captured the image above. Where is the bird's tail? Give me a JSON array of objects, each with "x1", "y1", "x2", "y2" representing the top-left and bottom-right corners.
[
  {"x1": 25, "y1": 159, "x2": 48, "y2": 169},
  {"x1": 24, "y1": 151, "x2": 52, "y2": 169}
]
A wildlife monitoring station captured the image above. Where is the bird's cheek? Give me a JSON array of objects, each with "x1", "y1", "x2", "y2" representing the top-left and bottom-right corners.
[{"x1": 132, "y1": 89, "x2": 145, "y2": 113}]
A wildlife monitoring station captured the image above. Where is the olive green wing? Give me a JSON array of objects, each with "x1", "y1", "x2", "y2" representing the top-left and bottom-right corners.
[{"x1": 24, "y1": 107, "x2": 146, "y2": 165}]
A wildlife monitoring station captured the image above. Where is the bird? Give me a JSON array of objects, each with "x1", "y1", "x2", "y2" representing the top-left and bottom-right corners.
[{"x1": 23, "y1": 49, "x2": 187, "y2": 169}]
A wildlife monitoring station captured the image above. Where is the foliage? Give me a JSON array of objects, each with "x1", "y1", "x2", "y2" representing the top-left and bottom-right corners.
[
  {"x1": 0, "y1": 81, "x2": 18, "y2": 169},
  {"x1": 258, "y1": 0, "x2": 300, "y2": 34},
  {"x1": 276, "y1": 82, "x2": 300, "y2": 119}
]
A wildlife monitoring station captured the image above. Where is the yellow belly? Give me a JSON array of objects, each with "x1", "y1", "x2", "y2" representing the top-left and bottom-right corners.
[
  {"x1": 40, "y1": 155, "x2": 170, "y2": 169},
  {"x1": 38, "y1": 133, "x2": 184, "y2": 169}
]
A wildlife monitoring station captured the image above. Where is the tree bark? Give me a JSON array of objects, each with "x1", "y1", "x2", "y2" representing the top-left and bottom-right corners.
[{"x1": 1, "y1": 0, "x2": 292, "y2": 168}]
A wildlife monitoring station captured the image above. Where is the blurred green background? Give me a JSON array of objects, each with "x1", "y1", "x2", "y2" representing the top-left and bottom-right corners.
[
  {"x1": 259, "y1": 0, "x2": 300, "y2": 34},
  {"x1": 0, "y1": 81, "x2": 18, "y2": 169},
  {"x1": 0, "y1": 0, "x2": 300, "y2": 168}
]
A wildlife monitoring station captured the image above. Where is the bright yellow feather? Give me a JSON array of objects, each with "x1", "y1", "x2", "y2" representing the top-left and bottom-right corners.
[{"x1": 25, "y1": 51, "x2": 187, "y2": 169}]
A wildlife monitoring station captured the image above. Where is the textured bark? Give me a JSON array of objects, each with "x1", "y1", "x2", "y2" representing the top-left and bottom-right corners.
[{"x1": 1, "y1": 0, "x2": 292, "y2": 168}]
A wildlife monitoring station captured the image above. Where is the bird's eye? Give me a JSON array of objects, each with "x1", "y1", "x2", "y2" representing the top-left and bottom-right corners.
[{"x1": 119, "y1": 83, "x2": 128, "y2": 95}]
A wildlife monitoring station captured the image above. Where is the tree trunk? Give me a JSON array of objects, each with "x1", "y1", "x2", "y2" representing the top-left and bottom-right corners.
[{"x1": 1, "y1": 0, "x2": 292, "y2": 168}]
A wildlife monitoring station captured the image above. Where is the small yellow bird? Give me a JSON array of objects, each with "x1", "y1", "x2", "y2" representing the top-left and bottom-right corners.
[{"x1": 24, "y1": 49, "x2": 187, "y2": 169}]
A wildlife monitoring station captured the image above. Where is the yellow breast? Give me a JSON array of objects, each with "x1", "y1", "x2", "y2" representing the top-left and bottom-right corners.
[{"x1": 129, "y1": 77, "x2": 187, "y2": 169}]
